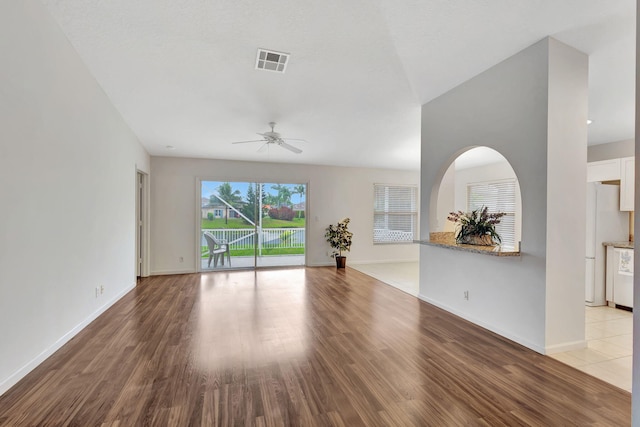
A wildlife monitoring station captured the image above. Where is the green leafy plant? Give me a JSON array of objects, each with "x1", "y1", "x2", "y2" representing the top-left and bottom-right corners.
[
  {"x1": 447, "y1": 206, "x2": 506, "y2": 245},
  {"x1": 324, "y1": 218, "x2": 353, "y2": 258}
]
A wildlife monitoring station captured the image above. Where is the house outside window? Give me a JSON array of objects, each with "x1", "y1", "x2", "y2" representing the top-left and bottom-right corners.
[
  {"x1": 373, "y1": 184, "x2": 418, "y2": 244},
  {"x1": 214, "y1": 209, "x2": 223, "y2": 218},
  {"x1": 467, "y1": 179, "x2": 517, "y2": 249}
]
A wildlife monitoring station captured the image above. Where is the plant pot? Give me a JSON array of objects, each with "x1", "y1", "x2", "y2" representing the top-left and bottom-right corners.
[
  {"x1": 458, "y1": 234, "x2": 495, "y2": 246},
  {"x1": 335, "y1": 256, "x2": 347, "y2": 269}
]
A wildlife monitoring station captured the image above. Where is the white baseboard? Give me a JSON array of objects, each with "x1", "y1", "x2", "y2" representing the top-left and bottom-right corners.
[
  {"x1": 544, "y1": 340, "x2": 587, "y2": 355},
  {"x1": 306, "y1": 262, "x2": 334, "y2": 267},
  {"x1": 418, "y1": 294, "x2": 546, "y2": 355},
  {"x1": 151, "y1": 268, "x2": 195, "y2": 276},
  {"x1": 0, "y1": 283, "x2": 136, "y2": 396},
  {"x1": 349, "y1": 258, "x2": 419, "y2": 265}
]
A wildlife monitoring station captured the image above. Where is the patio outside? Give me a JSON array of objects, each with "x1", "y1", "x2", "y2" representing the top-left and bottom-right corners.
[{"x1": 201, "y1": 181, "x2": 306, "y2": 270}]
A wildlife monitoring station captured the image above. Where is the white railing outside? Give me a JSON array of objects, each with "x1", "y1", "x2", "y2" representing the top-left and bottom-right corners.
[
  {"x1": 373, "y1": 228, "x2": 414, "y2": 243},
  {"x1": 202, "y1": 228, "x2": 305, "y2": 251}
]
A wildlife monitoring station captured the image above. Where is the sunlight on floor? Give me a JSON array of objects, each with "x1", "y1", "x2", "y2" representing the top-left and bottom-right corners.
[{"x1": 349, "y1": 261, "x2": 419, "y2": 296}]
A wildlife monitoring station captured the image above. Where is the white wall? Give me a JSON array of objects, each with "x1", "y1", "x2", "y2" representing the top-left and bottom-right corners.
[
  {"x1": 150, "y1": 157, "x2": 419, "y2": 274},
  {"x1": 588, "y1": 139, "x2": 634, "y2": 162},
  {"x1": 632, "y1": 1, "x2": 640, "y2": 422},
  {"x1": 0, "y1": 1, "x2": 150, "y2": 395},
  {"x1": 420, "y1": 38, "x2": 587, "y2": 354},
  {"x1": 544, "y1": 38, "x2": 589, "y2": 351},
  {"x1": 435, "y1": 164, "x2": 455, "y2": 232}
]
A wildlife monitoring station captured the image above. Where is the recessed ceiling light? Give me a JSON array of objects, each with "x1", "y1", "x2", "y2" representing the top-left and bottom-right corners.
[{"x1": 587, "y1": 119, "x2": 593, "y2": 125}]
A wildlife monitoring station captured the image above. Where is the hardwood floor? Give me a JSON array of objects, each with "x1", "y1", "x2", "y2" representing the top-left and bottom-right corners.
[{"x1": 0, "y1": 267, "x2": 631, "y2": 426}]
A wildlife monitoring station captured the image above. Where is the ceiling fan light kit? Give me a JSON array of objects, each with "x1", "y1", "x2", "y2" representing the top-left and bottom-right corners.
[{"x1": 231, "y1": 122, "x2": 306, "y2": 154}]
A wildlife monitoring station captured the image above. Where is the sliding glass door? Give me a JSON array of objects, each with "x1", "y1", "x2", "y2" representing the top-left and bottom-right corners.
[{"x1": 200, "y1": 180, "x2": 306, "y2": 270}]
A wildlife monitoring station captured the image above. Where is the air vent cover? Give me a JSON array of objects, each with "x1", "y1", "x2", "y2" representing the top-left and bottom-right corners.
[{"x1": 255, "y1": 49, "x2": 289, "y2": 73}]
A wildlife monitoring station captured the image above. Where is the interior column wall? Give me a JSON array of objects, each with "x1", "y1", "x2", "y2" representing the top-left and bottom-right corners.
[{"x1": 420, "y1": 37, "x2": 587, "y2": 354}]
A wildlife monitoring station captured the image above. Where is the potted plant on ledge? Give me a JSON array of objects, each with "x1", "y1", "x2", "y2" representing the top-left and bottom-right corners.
[
  {"x1": 325, "y1": 218, "x2": 353, "y2": 268},
  {"x1": 447, "y1": 206, "x2": 506, "y2": 246}
]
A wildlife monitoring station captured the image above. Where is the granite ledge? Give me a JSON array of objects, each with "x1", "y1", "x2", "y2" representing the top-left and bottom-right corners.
[
  {"x1": 414, "y1": 240, "x2": 521, "y2": 257},
  {"x1": 603, "y1": 241, "x2": 634, "y2": 249}
]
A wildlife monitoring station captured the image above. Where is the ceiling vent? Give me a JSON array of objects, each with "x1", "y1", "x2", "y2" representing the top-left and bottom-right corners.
[{"x1": 255, "y1": 49, "x2": 289, "y2": 73}]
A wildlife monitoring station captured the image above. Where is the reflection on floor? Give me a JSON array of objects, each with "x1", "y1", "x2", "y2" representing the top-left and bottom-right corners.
[
  {"x1": 550, "y1": 306, "x2": 633, "y2": 392},
  {"x1": 349, "y1": 261, "x2": 419, "y2": 296},
  {"x1": 350, "y1": 262, "x2": 632, "y2": 393}
]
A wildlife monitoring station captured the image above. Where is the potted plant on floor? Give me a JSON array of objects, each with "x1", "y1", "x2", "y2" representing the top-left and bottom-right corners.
[
  {"x1": 325, "y1": 218, "x2": 353, "y2": 268},
  {"x1": 447, "y1": 206, "x2": 506, "y2": 246}
]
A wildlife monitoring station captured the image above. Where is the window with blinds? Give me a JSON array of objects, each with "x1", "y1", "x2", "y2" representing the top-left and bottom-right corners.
[
  {"x1": 467, "y1": 180, "x2": 516, "y2": 249},
  {"x1": 373, "y1": 184, "x2": 418, "y2": 244}
]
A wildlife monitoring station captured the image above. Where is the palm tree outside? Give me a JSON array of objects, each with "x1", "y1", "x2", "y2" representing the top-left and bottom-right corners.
[
  {"x1": 293, "y1": 184, "x2": 306, "y2": 218},
  {"x1": 216, "y1": 182, "x2": 242, "y2": 224}
]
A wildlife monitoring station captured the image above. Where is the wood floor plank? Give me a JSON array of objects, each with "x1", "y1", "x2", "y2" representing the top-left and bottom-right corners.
[{"x1": 0, "y1": 267, "x2": 631, "y2": 426}]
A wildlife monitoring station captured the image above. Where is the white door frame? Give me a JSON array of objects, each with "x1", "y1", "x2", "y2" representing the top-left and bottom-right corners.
[{"x1": 136, "y1": 170, "x2": 150, "y2": 278}]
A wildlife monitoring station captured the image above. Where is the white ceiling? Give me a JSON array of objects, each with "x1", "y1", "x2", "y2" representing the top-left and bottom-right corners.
[{"x1": 41, "y1": 0, "x2": 636, "y2": 171}]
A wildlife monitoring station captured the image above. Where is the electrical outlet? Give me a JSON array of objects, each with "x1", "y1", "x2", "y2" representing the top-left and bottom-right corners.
[
  {"x1": 464, "y1": 290, "x2": 469, "y2": 300},
  {"x1": 179, "y1": 256, "x2": 184, "y2": 263},
  {"x1": 100, "y1": 285, "x2": 104, "y2": 294}
]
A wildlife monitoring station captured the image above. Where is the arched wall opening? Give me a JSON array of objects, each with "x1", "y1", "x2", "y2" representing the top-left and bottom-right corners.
[{"x1": 429, "y1": 146, "x2": 522, "y2": 250}]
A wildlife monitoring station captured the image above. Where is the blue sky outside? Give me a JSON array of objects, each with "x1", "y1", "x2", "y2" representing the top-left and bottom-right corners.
[{"x1": 201, "y1": 181, "x2": 306, "y2": 205}]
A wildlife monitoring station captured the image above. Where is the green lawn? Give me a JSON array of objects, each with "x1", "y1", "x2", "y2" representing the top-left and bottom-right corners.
[{"x1": 201, "y1": 217, "x2": 305, "y2": 229}]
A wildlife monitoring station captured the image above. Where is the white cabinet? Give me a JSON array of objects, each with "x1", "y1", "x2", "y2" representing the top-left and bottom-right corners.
[
  {"x1": 613, "y1": 248, "x2": 634, "y2": 308},
  {"x1": 587, "y1": 159, "x2": 621, "y2": 182},
  {"x1": 619, "y1": 156, "x2": 634, "y2": 211},
  {"x1": 605, "y1": 245, "x2": 634, "y2": 309}
]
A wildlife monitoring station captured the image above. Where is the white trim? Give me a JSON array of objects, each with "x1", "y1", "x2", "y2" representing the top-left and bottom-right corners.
[
  {"x1": 307, "y1": 262, "x2": 334, "y2": 267},
  {"x1": 418, "y1": 294, "x2": 546, "y2": 354},
  {"x1": 0, "y1": 283, "x2": 136, "y2": 396},
  {"x1": 196, "y1": 177, "x2": 204, "y2": 273},
  {"x1": 544, "y1": 340, "x2": 587, "y2": 355},
  {"x1": 151, "y1": 269, "x2": 196, "y2": 276},
  {"x1": 349, "y1": 258, "x2": 419, "y2": 265},
  {"x1": 136, "y1": 169, "x2": 151, "y2": 278}
]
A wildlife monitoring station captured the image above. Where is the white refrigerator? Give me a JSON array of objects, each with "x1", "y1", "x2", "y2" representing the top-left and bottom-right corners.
[{"x1": 585, "y1": 182, "x2": 629, "y2": 306}]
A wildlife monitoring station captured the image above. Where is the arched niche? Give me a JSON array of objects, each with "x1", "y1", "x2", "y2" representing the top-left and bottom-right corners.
[{"x1": 429, "y1": 146, "x2": 522, "y2": 250}]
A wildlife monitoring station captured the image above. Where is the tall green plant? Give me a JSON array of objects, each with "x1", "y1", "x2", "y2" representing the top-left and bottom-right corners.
[{"x1": 324, "y1": 218, "x2": 353, "y2": 258}]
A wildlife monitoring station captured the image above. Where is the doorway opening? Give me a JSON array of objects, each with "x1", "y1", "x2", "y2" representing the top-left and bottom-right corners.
[
  {"x1": 200, "y1": 180, "x2": 306, "y2": 270},
  {"x1": 135, "y1": 171, "x2": 148, "y2": 279}
]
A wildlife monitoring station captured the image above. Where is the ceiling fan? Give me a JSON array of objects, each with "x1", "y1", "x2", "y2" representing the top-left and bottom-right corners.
[{"x1": 231, "y1": 122, "x2": 305, "y2": 154}]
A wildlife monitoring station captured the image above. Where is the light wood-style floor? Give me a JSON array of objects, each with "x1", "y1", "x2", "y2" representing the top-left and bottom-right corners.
[{"x1": 0, "y1": 267, "x2": 631, "y2": 426}]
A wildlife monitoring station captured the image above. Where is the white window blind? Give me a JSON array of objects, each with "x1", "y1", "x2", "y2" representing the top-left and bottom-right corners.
[
  {"x1": 467, "y1": 180, "x2": 516, "y2": 249},
  {"x1": 374, "y1": 184, "x2": 418, "y2": 244}
]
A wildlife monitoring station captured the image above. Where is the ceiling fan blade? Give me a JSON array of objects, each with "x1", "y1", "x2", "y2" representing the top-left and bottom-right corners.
[
  {"x1": 257, "y1": 142, "x2": 269, "y2": 153},
  {"x1": 232, "y1": 139, "x2": 265, "y2": 144},
  {"x1": 279, "y1": 141, "x2": 303, "y2": 154},
  {"x1": 282, "y1": 138, "x2": 307, "y2": 143}
]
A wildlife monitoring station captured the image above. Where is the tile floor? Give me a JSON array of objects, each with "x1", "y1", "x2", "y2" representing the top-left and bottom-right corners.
[
  {"x1": 350, "y1": 262, "x2": 633, "y2": 392},
  {"x1": 550, "y1": 305, "x2": 633, "y2": 392}
]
